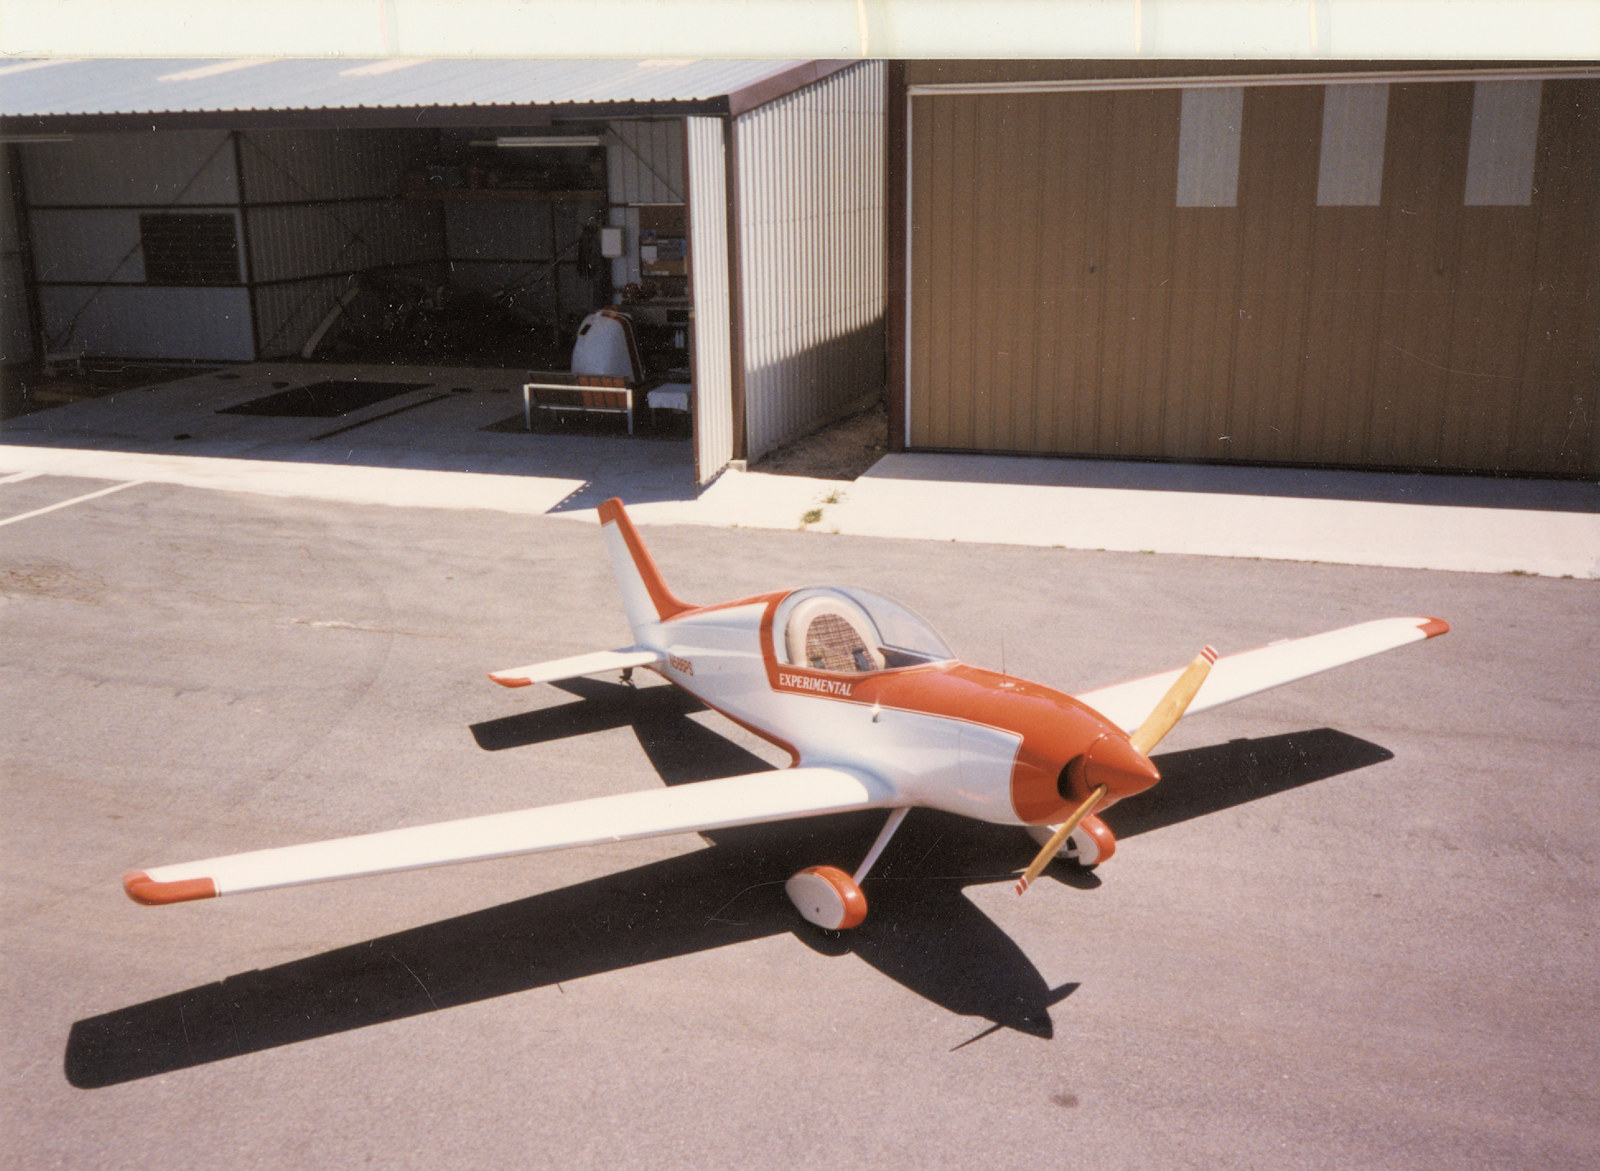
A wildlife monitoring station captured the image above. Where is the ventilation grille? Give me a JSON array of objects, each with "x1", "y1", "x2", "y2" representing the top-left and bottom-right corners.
[{"x1": 140, "y1": 213, "x2": 240, "y2": 285}]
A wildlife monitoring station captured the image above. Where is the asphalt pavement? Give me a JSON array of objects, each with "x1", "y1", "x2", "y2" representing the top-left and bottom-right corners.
[{"x1": 2, "y1": 473, "x2": 1596, "y2": 1168}]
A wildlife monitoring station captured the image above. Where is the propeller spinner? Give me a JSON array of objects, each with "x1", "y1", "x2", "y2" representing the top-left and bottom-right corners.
[{"x1": 1015, "y1": 646, "x2": 1217, "y2": 895}]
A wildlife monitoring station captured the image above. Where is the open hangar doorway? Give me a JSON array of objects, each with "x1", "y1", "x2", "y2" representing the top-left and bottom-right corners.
[
  {"x1": 1, "y1": 58, "x2": 889, "y2": 488},
  {"x1": 4, "y1": 119, "x2": 708, "y2": 461}
]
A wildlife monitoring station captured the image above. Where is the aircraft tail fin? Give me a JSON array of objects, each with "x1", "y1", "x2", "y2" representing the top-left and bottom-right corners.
[{"x1": 597, "y1": 498, "x2": 693, "y2": 632}]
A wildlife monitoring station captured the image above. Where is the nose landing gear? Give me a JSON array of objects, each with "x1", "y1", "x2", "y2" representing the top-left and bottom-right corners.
[{"x1": 1026, "y1": 813, "x2": 1116, "y2": 868}]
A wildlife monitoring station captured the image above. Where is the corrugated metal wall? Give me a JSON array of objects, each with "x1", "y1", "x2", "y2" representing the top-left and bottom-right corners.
[
  {"x1": 606, "y1": 119, "x2": 685, "y2": 291},
  {"x1": 443, "y1": 193, "x2": 597, "y2": 345},
  {"x1": 35, "y1": 286, "x2": 253, "y2": 360},
  {"x1": 238, "y1": 128, "x2": 444, "y2": 357},
  {"x1": 21, "y1": 130, "x2": 238, "y2": 206},
  {"x1": 734, "y1": 60, "x2": 886, "y2": 461},
  {"x1": 684, "y1": 117, "x2": 733, "y2": 484},
  {"x1": 17, "y1": 130, "x2": 250, "y2": 359},
  {"x1": 907, "y1": 78, "x2": 1599, "y2": 477},
  {"x1": 2, "y1": 148, "x2": 36, "y2": 363},
  {"x1": 237, "y1": 129, "x2": 419, "y2": 203}
]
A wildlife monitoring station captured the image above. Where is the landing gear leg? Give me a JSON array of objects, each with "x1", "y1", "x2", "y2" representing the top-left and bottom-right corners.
[{"x1": 786, "y1": 807, "x2": 909, "y2": 930}]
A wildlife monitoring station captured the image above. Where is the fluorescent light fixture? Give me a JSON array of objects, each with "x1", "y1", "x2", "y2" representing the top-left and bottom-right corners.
[
  {"x1": 493, "y1": 135, "x2": 602, "y2": 148},
  {"x1": 0, "y1": 133, "x2": 74, "y2": 143}
]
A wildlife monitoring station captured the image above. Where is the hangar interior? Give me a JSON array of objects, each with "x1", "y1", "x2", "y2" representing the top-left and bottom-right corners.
[
  {"x1": 1, "y1": 59, "x2": 888, "y2": 484},
  {"x1": 10, "y1": 121, "x2": 683, "y2": 369}
]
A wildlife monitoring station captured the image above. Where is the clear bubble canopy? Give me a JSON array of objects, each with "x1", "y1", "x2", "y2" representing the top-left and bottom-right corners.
[{"x1": 776, "y1": 586, "x2": 954, "y2": 672}]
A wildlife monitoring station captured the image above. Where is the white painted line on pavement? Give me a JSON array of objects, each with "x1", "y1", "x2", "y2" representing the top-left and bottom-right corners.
[
  {"x1": 0, "y1": 480, "x2": 145, "y2": 528},
  {"x1": 0, "y1": 471, "x2": 44, "y2": 486}
]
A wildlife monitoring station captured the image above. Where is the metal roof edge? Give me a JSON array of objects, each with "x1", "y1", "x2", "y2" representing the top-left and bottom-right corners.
[
  {"x1": 726, "y1": 59, "x2": 857, "y2": 117},
  {"x1": 0, "y1": 97, "x2": 734, "y2": 134}
]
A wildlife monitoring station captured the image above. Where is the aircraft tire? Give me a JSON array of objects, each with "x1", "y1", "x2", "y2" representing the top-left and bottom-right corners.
[{"x1": 785, "y1": 865, "x2": 868, "y2": 930}]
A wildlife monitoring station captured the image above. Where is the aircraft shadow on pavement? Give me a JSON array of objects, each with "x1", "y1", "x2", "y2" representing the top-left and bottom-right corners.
[{"x1": 64, "y1": 679, "x2": 1391, "y2": 1089}]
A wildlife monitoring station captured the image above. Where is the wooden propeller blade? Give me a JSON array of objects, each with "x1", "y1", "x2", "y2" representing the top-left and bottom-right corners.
[
  {"x1": 1128, "y1": 646, "x2": 1217, "y2": 756},
  {"x1": 1015, "y1": 784, "x2": 1108, "y2": 896}
]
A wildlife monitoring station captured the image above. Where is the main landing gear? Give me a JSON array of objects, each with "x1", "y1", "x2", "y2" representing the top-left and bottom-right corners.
[{"x1": 785, "y1": 807, "x2": 909, "y2": 930}]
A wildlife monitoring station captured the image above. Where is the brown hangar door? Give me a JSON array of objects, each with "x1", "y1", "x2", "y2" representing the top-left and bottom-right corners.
[{"x1": 905, "y1": 78, "x2": 1599, "y2": 477}]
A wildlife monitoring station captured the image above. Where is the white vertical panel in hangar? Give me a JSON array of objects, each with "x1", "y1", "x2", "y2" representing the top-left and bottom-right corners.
[
  {"x1": 733, "y1": 60, "x2": 886, "y2": 462},
  {"x1": 684, "y1": 116, "x2": 732, "y2": 485}
]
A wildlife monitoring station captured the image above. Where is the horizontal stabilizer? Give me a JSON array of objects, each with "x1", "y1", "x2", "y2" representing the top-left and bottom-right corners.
[
  {"x1": 124, "y1": 767, "x2": 892, "y2": 903},
  {"x1": 1076, "y1": 617, "x2": 1449, "y2": 734},
  {"x1": 488, "y1": 646, "x2": 664, "y2": 688}
]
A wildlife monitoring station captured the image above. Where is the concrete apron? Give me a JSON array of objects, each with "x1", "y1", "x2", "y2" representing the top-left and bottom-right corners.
[{"x1": 3, "y1": 440, "x2": 1596, "y2": 578}]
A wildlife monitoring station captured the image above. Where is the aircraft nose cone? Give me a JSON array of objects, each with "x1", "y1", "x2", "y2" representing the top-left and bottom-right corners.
[{"x1": 1081, "y1": 733, "x2": 1162, "y2": 800}]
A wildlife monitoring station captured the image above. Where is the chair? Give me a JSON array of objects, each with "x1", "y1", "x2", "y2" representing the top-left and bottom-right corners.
[{"x1": 523, "y1": 309, "x2": 646, "y2": 434}]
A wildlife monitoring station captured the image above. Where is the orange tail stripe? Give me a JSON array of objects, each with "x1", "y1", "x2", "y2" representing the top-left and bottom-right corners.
[
  {"x1": 123, "y1": 871, "x2": 218, "y2": 905},
  {"x1": 597, "y1": 497, "x2": 693, "y2": 620}
]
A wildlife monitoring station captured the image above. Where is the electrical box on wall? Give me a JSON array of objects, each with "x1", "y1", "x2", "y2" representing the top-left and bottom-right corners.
[{"x1": 599, "y1": 226, "x2": 624, "y2": 259}]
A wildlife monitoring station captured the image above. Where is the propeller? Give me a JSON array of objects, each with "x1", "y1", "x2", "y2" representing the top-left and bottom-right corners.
[
  {"x1": 1014, "y1": 783, "x2": 1107, "y2": 895},
  {"x1": 1015, "y1": 645, "x2": 1217, "y2": 895}
]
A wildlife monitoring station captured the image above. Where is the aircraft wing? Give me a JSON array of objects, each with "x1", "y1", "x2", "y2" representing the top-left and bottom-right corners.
[
  {"x1": 488, "y1": 646, "x2": 665, "y2": 688},
  {"x1": 124, "y1": 767, "x2": 893, "y2": 905},
  {"x1": 1074, "y1": 616, "x2": 1450, "y2": 734}
]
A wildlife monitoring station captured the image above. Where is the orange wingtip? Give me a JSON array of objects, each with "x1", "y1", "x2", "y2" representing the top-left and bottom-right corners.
[
  {"x1": 1419, "y1": 618, "x2": 1451, "y2": 639},
  {"x1": 487, "y1": 673, "x2": 533, "y2": 688},
  {"x1": 123, "y1": 871, "x2": 217, "y2": 905}
]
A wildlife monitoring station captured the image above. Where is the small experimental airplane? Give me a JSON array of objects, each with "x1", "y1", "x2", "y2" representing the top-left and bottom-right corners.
[{"x1": 125, "y1": 499, "x2": 1448, "y2": 929}]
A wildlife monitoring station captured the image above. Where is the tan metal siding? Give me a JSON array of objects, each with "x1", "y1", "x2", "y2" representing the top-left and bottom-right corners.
[
  {"x1": 907, "y1": 79, "x2": 1599, "y2": 476},
  {"x1": 685, "y1": 117, "x2": 733, "y2": 485},
  {"x1": 734, "y1": 60, "x2": 885, "y2": 461},
  {"x1": 1520, "y1": 80, "x2": 1600, "y2": 476}
]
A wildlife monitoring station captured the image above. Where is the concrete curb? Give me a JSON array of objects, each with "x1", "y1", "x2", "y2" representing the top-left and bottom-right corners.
[{"x1": 3, "y1": 443, "x2": 1596, "y2": 578}]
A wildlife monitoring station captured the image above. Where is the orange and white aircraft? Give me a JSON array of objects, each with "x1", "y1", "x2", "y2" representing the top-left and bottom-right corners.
[{"x1": 125, "y1": 499, "x2": 1449, "y2": 929}]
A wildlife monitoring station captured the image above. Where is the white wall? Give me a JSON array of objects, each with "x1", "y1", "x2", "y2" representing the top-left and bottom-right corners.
[
  {"x1": 19, "y1": 131, "x2": 246, "y2": 359},
  {"x1": 735, "y1": 61, "x2": 887, "y2": 460},
  {"x1": 36, "y1": 286, "x2": 253, "y2": 361}
]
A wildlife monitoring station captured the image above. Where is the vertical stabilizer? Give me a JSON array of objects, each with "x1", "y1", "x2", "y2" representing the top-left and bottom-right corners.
[{"x1": 597, "y1": 498, "x2": 694, "y2": 633}]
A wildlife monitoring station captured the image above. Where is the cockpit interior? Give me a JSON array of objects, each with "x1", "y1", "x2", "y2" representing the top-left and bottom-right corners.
[{"x1": 775, "y1": 587, "x2": 955, "y2": 674}]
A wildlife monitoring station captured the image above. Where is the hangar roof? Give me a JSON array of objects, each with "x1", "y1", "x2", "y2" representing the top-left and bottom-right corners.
[{"x1": 0, "y1": 57, "x2": 848, "y2": 130}]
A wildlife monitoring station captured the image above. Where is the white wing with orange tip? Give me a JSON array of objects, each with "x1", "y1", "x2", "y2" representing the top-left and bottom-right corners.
[
  {"x1": 1074, "y1": 617, "x2": 1450, "y2": 734},
  {"x1": 487, "y1": 646, "x2": 664, "y2": 688},
  {"x1": 125, "y1": 767, "x2": 893, "y2": 905}
]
